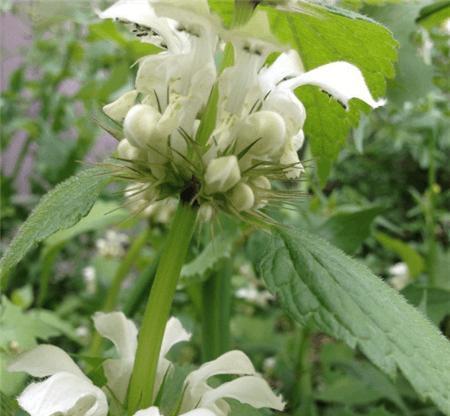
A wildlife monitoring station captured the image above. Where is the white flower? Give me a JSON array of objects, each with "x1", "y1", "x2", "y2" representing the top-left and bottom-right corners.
[
  {"x1": 8, "y1": 313, "x2": 191, "y2": 416},
  {"x1": 181, "y1": 350, "x2": 284, "y2": 416},
  {"x1": 134, "y1": 406, "x2": 216, "y2": 416},
  {"x1": 388, "y1": 262, "x2": 411, "y2": 291},
  {"x1": 204, "y1": 156, "x2": 241, "y2": 194},
  {"x1": 8, "y1": 345, "x2": 108, "y2": 416},
  {"x1": 100, "y1": 3, "x2": 384, "y2": 221}
]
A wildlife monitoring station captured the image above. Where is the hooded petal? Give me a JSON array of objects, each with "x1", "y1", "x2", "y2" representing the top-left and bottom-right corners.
[
  {"x1": 94, "y1": 312, "x2": 138, "y2": 360},
  {"x1": 99, "y1": 0, "x2": 183, "y2": 52},
  {"x1": 186, "y1": 350, "x2": 256, "y2": 388},
  {"x1": 8, "y1": 345, "x2": 86, "y2": 380},
  {"x1": 17, "y1": 372, "x2": 108, "y2": 416},
  {"x1": 160, "y1": 317, "x2": 191, "y2": 358},
  {"x1": 93, "y1": 312, "x2": 138, "y2": 401},
  {"x1": 199, "y1": 376, "x2": 285, "y2": 412},
  {"x1": 283, "y1": 61, "x2": 385, "y2": 108},
  {"x1": 258, "y1": 50, "x2": 303, "y2": 94},
  {"x1": 103, "y1": 90, "x2": 138, "y2": 122}
]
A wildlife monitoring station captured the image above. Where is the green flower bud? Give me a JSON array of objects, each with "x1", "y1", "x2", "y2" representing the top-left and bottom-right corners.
[
  {"x1": 229, "y1": 182, "x2": 255, "y2": 212},
  {"x1": 204, "y1": 155, "x2": 241, "y2": 194},
  {"x1": 124, "y1": 104, "x2": 161, "y2": 148},
  {"x1": 238, "y1": 110, "x2": 286, "y2": 157}
]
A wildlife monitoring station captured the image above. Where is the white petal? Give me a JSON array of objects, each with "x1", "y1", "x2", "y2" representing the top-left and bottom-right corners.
[
  {"x1": 8, "y1": 345, "x2": 86, "y2": 379},
  {"x1": 93, "y1": 312, "x2": 138, "y2": 402},
  {"x1": 181, "y1": 410, "x2": 217, "y2": 416},
  {"x1": 99, "y1": 0, "x2": 157, "y2": 26},
  {"x1": 259, "y1": 50, "x2": 303, "y2": 93},
  {"x1": 200, "y1": 376, "x2": 285, "y2": 411},
  {"x1": 284, "y1": 61, "x2": 385, "y2": 108},
  {"x1": 103, "y1": 90, "x2": 138, "y2": 123},
  {"x1": 99, "y1": 0, "x2": 183, "y2": 52},
  {"x1": 160, "y1": 317, "x2": 191, "y2": 359},
  {"x1": 17, "y1": 372, "x2": 108, "y2": 416},
  {"x1": 93, "y1": 311, "x2": 138, "y2": 361},
  {"x1": 186, "y1": 350, "x2": 256, "y2": 387},
  {"x1": 133, "y1": 406, "x2": 161, "y2": 416}
]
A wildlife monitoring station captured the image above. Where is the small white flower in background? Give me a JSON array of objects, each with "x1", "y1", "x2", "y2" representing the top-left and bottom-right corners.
[
  {"x1": 95, "y1": 230, "x2": 129, "y2": 257},
  {"x1": 99, "y1": 0, "x2": 383, "y2": 224},
  {"x1": 82, "y1": 266, "x2": 97, "y2": 294},
  {"x1": 236, "y1": 285, "x2": 274, "y2": 308},
  {"x1": 388, "y1": 262, "x2": 411, "y2": 291},
  {"x1": 9, "y1": 312, "x2": 283, "y2": 416}
]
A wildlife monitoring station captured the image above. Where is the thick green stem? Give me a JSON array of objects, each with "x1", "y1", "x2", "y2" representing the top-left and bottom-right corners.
[
  {"x1": 127, "y1": 203, "x2": 197, "y2": 413},
  {"x1": 201, "y1": 260, "x2": 232, "y2": 361}
]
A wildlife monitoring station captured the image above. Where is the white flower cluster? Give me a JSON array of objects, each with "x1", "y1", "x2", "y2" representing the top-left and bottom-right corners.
[
  {"x1": 9, "y1": 312, "x2": 284, "y2": 416},
  {"x1": 101, "y1": 0, "x2": 382, "y2": 222}
]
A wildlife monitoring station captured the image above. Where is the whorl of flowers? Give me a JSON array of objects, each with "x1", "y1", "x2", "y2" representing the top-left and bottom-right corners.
[
  {"x1": 100, "y1": 0, "x2": 383, "y2": 224},
  {"x1": 9, "y1": 312, "x2": 284, "y2": 416}
]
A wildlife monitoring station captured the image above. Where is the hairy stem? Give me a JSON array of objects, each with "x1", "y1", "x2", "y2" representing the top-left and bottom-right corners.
[{"x1": 127, "y1": 203, "x2": 197, "y2": 412}]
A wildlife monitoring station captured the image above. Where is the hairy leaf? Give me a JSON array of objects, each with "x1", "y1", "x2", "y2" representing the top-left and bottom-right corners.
[
  {"x1": 260, "y1": 228, "x2": 450, "y2": 414},
  {"x1": 0, "y1": 167, "x2": 111, "y2": 284},
  {"x1": 181, "y1": 231, "x2": 239, "y2": 284},
  {"x1": 265, "y1": 3, "x2": 397, "y2": 182}
]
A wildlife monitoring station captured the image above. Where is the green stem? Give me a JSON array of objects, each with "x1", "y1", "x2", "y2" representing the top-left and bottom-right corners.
[
  {"x1": 89, "y1": 229, "x2": 149, "y2": 356},
  {"x1": 37, "y1": 245, "x2": 61, "y2": 307},
  {"x1": 293, "y1": 324, "x2": 313, "y2": 411},
  {"x1": 201, "y1": 260, "x2": 232, "y2": 361},
  {"x1": 127, "y1": 203, "x2": 197, "y2": 413}
]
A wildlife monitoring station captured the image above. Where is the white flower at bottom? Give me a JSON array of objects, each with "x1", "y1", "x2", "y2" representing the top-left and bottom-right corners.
[
  {"x1": 180, "y1": 350, "x2": 284, "y2": 416},
  {"x1": 134, "y1": 406, "x2": 216, "y2": 416},
  {"x1": 8, "y1": 345, "x2": 108, "y2": 416},
  {"x1": 204, "y1": 156, "x2": 241, "y2": 194}
]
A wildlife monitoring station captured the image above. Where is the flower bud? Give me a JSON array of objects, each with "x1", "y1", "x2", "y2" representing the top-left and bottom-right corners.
[
  {"x1": 198, "y1": 203, "x2": 215, "y2": 222},
  {"x1": 103, "y1": 90, "x2": 138, "y2": 123},
  {"x1": 229, "y1": 182, "x2": 255, "y2": 212},
  {"x1": 204, "y1": 155, "x2": 241, "y2": 194},
  {"x1": 250, "y1": 176, "x2": 271, "y2": 208},
  {"x1": 124, "y1": 104, "x2": 161, "y2": 148},
  {"x1": 264, "y1": 90, "x2": 306, "y2": 136},
  {"x1": 280, "y1": 148, "x2": 304, "y2": 179},
  {"x1": 238, "y1": 111, "x2": 286, "y2": 157},
  {"x1": 117, "y1": 139, "x2": 141, "y2": 160}
]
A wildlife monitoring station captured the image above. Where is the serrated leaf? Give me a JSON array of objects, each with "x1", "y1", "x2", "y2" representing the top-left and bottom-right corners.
[
  {"x1": 0, "y1": 167, "x2": 111, "y2": 284},
  {"x1": 316, "y1": 206, "x2": 384, "y2": 253},
  {"x1": 181, "y1": 231, "x2": 239, "y2": 284},
  {"x1": 265, "y1": 3, "x2": 397, "y2": 182},
  {"x1": 260, "y1": 228, "x2": 450, "y2": 414}
]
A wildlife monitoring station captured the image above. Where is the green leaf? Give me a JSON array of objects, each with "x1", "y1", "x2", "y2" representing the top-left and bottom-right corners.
[
  {"x1": 316, "y1": 206, "x2": 384, "y2": 253},
  {"x1": 265, "y1": 3, "x2": 397, "y2": 182},
  {"x1": 374, "y1": 231, "x2": 425, "y2": 277},
  {"x1": 0, "y1": 167, "x2": 111, "y2": 284},
  {"x1": 416, "y1": 1, "x2": 450, "y2": 29},
  {"x1": 260, "y1": 227, "x2": 450, "y2": 414},
  {"x1": 44, "y1": 200, "x2": 127, "y2": 251},
  {"x1": 181, "y1": 231, "x2": 239, "y2": 284}
]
